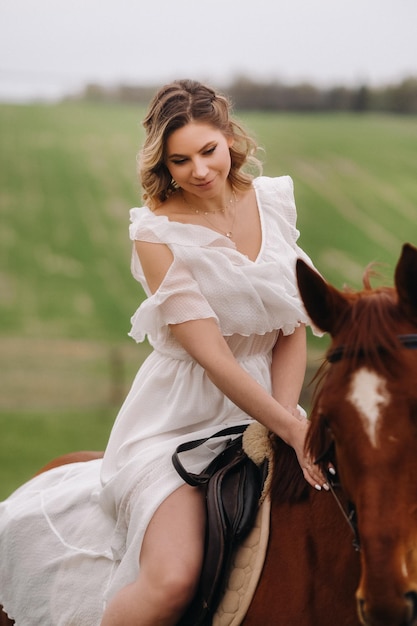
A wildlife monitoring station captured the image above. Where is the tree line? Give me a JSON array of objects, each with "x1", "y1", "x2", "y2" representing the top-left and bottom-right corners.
[{"x1": 75, "y1": 76, "x2": 417, "y2": 114}]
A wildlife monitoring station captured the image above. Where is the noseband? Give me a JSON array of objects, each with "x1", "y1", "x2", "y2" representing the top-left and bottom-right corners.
[{"x1": 317, "y1": 333, "x2": 417, "y2": 552}]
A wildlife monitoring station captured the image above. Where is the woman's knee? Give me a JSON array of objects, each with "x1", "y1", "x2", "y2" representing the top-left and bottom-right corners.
[
  {"x1": 162, "y1": 569, "x2": 198, "y2": 609},
  {"x1": 137, "y1": 485, "x2": 205, "y2": 612},
  {"x1": 144, "y1": 556, "x2": 201, "y2": 611}
]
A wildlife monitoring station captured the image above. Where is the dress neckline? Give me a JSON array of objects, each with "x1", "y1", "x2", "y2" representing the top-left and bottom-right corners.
[{"x1": 147, "y1": 181, "x2": 264, "y2": 264}]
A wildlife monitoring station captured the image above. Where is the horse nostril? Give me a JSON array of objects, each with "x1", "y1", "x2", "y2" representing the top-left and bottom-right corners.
[
  {"x1": 357, "y1": 597, "x2": 366, "y2": 623},
  {"x1": 405, "y1": 591, "x2": 417, "y2": 623},
  {"x1": 358, "y1": 593, "x2": 417, "y2": 626}
]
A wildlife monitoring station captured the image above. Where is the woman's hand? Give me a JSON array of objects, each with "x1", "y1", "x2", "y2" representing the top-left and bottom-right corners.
[{"x1": 286, "y1": 415, "x2": 329, "y2": 491}]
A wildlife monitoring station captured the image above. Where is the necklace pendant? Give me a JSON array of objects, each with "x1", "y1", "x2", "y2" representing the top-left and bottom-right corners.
[{"x1": 183, "y1": 189, "x2": 237, "y2": 240}]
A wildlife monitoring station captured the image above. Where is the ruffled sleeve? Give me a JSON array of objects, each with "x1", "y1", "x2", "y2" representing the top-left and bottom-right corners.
[
  {"x1": 253, "y1": 176, "x2": 323, "y2": 336},
  {"x1": 127, "y1": 207, "x2": 218, "y2": 343},
  {"x1": 272, "y1": 176, "x2": 317, "y2": 267},
  {"x1": 128, "y1": 258, "x2": 218, "y2": 343},
  {"x1": 254, "y1": 175, "x2": 304, "y2": 251}
]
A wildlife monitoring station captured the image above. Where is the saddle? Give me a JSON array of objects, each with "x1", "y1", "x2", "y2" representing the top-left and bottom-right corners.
[{"x1": 172, "y1": 425, "x2": 268, "y2": 626}]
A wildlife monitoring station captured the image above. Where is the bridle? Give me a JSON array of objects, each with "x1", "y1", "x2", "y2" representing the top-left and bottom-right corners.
[
  {"x1": 327, "y1": 333, "x2": 417, "y2": 363},
  {"x1": 316, "y1": 333, "x2": 417, "y2": 553}
]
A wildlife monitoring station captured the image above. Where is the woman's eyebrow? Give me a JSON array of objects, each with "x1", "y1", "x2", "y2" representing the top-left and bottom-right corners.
[{"x1": 167, "y1": 141, "x2": 215, "y2": 159}]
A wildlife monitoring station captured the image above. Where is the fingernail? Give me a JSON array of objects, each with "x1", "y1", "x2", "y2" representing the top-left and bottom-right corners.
[
  {"x1": 314, "y1": 484, "x2": 322, "y2": 491},
  {"x1": 323, "y1": 483, "x2": 330, "y2": 491},
  {"x1": 328, "y1": 467, "x2": 336, "y2": 475}
]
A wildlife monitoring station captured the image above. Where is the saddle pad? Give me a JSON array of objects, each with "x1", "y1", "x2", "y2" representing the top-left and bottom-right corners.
[{"x1": 213, "y1": 496, "x2": 271, "y2": 626}]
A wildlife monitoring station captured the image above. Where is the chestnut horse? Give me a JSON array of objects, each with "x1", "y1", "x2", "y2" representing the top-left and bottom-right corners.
[
  {"x1": 274, "y1": 241, "x2": 417, "y2": 626},
  {"x1": 2, "y1": 243, "x2": 417, "y2": 625}
]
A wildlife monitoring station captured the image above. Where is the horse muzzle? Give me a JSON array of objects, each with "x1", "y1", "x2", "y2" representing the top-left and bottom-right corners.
[{"x1": 358, "y1": 590, "x2": 417, "y2": 626}]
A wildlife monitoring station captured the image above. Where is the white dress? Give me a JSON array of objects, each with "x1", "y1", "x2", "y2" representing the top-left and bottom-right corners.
[{"x1": 0, "y1": 176, "x2": 317, "y2": 625}]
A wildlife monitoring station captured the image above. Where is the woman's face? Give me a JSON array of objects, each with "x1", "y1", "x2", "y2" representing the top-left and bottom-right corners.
[{"x1": 165, "y1": 121, "x2": 233, "y2": 199}]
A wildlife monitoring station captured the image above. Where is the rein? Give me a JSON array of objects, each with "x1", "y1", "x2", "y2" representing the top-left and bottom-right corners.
[
  {"x1": 315, "y1": 440, "x2": 361, "y2": 552},
  {"x1": 325, "y1": 471, "x2": 361, "y2": 552},
  {"x1": 317, "y1": 333, "x2": 417, "y2": 552}
]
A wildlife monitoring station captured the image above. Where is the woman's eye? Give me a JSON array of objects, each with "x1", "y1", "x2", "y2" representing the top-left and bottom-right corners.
[{"x1": 169, "y1": 145, "x2": 215, "y2": 165}]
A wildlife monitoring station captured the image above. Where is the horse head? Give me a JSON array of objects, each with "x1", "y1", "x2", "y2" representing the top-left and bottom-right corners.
[{"x1": 297, "y1": 243, "x2": 417, "y2": 626}]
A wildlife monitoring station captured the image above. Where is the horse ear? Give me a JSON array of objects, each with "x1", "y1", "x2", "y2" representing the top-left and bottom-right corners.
[
  {"x1": 296, "y1": 259, "x2": 349, "y2": 335},
  {"x1": 395, "y1": 243, "x2": 417, "y2": 321}
]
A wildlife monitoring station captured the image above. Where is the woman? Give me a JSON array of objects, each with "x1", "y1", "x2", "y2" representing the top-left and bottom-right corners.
[{"x1": 0, "y1": 79, "x2": 326, "y2": 626}]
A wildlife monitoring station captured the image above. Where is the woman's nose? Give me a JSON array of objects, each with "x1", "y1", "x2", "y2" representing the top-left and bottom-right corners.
[{"x1": 192, "y1": 158, "x2": 209, "y2": 178}]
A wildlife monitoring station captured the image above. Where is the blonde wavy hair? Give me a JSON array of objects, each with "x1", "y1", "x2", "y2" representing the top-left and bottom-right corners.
[{"x1": 138, "y1": 79, "x2": 262, "y2": 210}]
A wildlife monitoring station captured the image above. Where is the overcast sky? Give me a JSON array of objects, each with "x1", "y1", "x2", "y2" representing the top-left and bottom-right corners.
[{"x1": 1, "y1": 0, "x2": 416, "y2": 102}]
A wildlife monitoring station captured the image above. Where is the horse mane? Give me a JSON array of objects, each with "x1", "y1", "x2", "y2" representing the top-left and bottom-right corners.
[{"x1": 269, "y1": 436, "x2": 309, "y2": 504}]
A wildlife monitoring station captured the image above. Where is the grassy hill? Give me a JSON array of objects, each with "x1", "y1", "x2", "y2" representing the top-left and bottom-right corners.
[
  {"x1": 1, "y1": 103, "x2": 416, "y2": 339},
  {"x1": 1, "y1": 102, "x2": 416, "y2": 496},
  {"x1": 0, "y1": 102, "x2": 145, "y2": 340},
  {"x1": 255, "y1": 112, "x2": 417, "y2": 284}
]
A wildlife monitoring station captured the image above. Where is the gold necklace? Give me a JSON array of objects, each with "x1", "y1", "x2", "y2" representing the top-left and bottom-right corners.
[{"x1": 183, "y1": 190, "x2": 237, "y2": 239}]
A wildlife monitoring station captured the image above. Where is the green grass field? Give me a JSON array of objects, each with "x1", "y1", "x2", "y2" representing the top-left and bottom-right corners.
[{"x1": 1, "y1": 102, "x2": 416, "y2": 498}]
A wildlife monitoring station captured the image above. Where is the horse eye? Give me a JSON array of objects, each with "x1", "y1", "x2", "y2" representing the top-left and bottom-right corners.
[
  {"x1": 321, "y1": 416, "x2": 335, "y2": 439},
  {"x1": 319, "y1": 414, "x2": 331, "y2": 431}
]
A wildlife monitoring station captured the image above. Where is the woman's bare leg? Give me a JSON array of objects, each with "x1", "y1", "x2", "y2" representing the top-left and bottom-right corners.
[{"x1": 101, "y1": 484, "x2": 205, "y2": 626}]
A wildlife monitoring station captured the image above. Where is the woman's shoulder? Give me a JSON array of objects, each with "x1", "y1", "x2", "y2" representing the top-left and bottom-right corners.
[
  {"x1": 129, "y1": 205, "x2": 158, "y2": 240},
  {"x1": 129, "y1": 204, "x2": 152, "y2": 223},
  {"x1": 130, "y1": 192, "x2": 199, "y2": 237},
  {"x1": 253, "y1": 175, "x2": 294, "y2": 195},
  {"x1": 253, "y1": 175, "x2": 299, "y2": 242},
  {"x1": 129, "y1": 202, "x2": 231, "y2": 250},
  {"x1": 253, "y1": 175, "x2": 296, "y2": 215}
]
